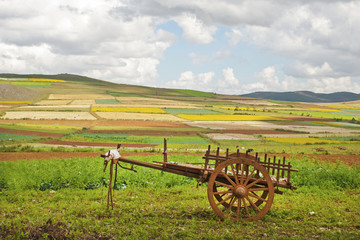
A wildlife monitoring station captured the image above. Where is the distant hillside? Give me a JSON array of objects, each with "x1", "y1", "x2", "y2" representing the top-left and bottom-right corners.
[
  {"x1": 0, "y1": 73, "x2": 111, "y2": 85},
  {"x1": 0, "y1": 84, "x2": 43, "y2": 100},
  {"x1": 241, "y1": 91, "x2": 360, "y2": 103}
]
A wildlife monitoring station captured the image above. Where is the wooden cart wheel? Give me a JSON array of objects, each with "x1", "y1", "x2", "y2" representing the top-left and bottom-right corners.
[{"x1": 208, "y1": 158, "x2": 274, "y2": 222}]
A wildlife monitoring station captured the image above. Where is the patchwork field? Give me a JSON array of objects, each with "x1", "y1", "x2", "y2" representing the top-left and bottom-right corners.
[
  {"x1": 95, "y1": 112, "x2": 184, "y2": 121},
  {"x1": 1, "y1": 111, "x2": 97, "y2": 120}
]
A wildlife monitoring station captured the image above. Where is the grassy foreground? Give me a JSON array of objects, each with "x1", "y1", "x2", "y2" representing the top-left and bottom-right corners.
[{"x1": 1, "y1": 155, "x2": 360, "y2": 239}]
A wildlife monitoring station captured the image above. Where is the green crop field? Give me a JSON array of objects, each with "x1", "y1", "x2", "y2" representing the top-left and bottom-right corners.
[
  {"x1": 95, "y1": 99, "x2": 121, "y2": 104},
  {"x1": 0, "y1": 133, "x2": 40, "y2": 141}
]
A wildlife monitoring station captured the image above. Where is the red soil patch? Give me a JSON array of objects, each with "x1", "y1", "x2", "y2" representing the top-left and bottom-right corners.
[
  {"x1": 40, "y1": 140, "x2": 157, "y2": 148},
  {"x1": 0, "y1": 127, "x2": 64, "y2": 137},
  {"x1": 216, "y1": 130, "x2": 299, "y2": 134},
  {"x1": 87, "y1": 129, "x2": 198, "y2": 136}
]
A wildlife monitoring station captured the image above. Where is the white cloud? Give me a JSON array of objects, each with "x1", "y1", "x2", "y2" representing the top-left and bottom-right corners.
[
  {"x1": 285, "y1": 62, "x2": 334, "y2": 78},
  {"x1": 0, "y1": 0, "x2": 175, "y2": 86},
  {"x1": 166, "y1": 71, "x2": 215, "y2": 91},
  {"x1": 241, "y1": 66, "x2": 360, "y2": 94},
  {"x1": 175, "y1": 12, "x2": 217, "y2": 44},
  {"x1": 235, "y1": 2, "x2": 360, "y2": 78},
  {"x1": 1, "y1": 0, "x2": 360, "y2": 94},
  {"x1": 214, "y1": 67, "x2": 241, "y2": 94}
]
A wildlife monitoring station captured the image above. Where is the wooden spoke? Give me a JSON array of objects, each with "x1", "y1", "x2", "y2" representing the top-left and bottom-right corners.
[
  {"x1": 225, "y1": 197, "x2": 236, "y2": 214},
  {"x1": 242, "y1": 198, "x2": 250, "y2": 218},
  {"x1": 214, "y1": 190, "x2": 232, "y2": 195},
  {"x1": 215, "y1": 181, "x2": 233, "y2": 189},
  {"x1": 244, "y1": 168, "x2": 257, "y2": 185},
  {"x1": 246, "y1": 196, "x2": 261, "y2": 212},
  {"x1": 240, "y1": 164, "x2": 246, "y2": 184},
  {"x1": 216, "y1": 194, "x2": 233, "y2": 206},
  {"x1": 208, "y1": 158, "x2": 274, "y2": 222},
  {"x1": 230, "y1": 164, "x2": 239, "y2": 185},
  {"x1": 220, "y1": 172, "x2": 236, "y2": 187},
  {"x1": 248, "y1": 187, "x2": 269, "y2": 192},
  {"x1": 246, "y1": 177, "x2": 265, "y2": 189},
  {"x1": 248, "y1": 193, "x2": 268, "y2": 203},
  {"x1": 236, "y1": 199, "x2": 241, "y2": 222}
]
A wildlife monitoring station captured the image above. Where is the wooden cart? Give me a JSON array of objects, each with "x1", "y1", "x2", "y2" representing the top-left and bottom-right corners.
[{"x1": 101, "y1": 139, "x2": 297, "y2": 222}]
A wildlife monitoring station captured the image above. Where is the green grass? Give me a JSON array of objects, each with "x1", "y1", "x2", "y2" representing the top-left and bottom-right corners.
[
  {"x1": 174, "y1": 89, "x2": 215, "y2": 98},
  {"x1": 11, "y1": 82, "x2": 52, "y2": 88},
  {"x1": 95, "y1": 99, "x2": 121, "y2": 104},
  {"x1": 278, "y1": 110, "x2": 359, "y2": 121},
  {"x1": 0, "y1": 155, "x2": 359, "y2": 239},
  {"x1": 164, "y1": 108, "x2": 221, "y2": 115},
  {"x1": 0, "y1": 123, "x2": 80, "y2": 134},
  {"x1": 0, "y1": 133, "x2": 39, "y2": 141}
]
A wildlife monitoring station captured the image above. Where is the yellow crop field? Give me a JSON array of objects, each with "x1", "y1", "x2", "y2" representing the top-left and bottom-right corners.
[
  {"x1": 92, "y1": 106, "x2": 166, "y2": 114},
  {"x1": 329, "y1": 106, "x2": 360, "y2": 110},
  {"x1": 29, "y1": 78, "x2": 66, "y2": 83},
  {"x1": 176, "y1": 114, "x2": 283, "y2": 121},
  {"x1": 309, "y1": 108, "x2": 345, "y2": 112},
  {"x1": 265, "y1": 137, "x2": 350, "y2": 144},
  {"x1": 215, "y1": 106, "x2": 263, "y2": 111}
]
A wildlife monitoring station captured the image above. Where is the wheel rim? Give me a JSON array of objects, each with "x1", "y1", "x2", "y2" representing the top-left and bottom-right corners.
[{"x1": 207, "y1": 158, "x2": 274, "y2": 222}]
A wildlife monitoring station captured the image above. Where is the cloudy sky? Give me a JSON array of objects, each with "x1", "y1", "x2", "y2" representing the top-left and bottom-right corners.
[{"x1": 1, "y1": 0, "x2": 360, "y2": 94}]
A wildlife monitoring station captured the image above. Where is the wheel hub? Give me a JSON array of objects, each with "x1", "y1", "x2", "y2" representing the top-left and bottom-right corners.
[{"x1": 234, "y1": 185, "x2": 247, "y2": 198}]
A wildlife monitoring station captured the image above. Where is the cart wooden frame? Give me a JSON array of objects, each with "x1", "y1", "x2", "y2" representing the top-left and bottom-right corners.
[{"x1": 100, "y1": 139, "x2": 297, "y2": 222}]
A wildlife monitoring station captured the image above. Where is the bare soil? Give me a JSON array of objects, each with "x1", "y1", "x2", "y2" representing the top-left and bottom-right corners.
[{"x1": 0, "y1": 84, "x2": 42, "y2": 100}]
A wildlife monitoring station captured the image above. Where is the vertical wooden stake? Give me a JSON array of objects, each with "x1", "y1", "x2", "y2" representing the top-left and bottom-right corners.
[
  {"x1": 282, "y1": 157, "x2": 286, "y2": 178},
  {"x1": 108, "y1": 161, "x2": 114, "y2": 209},
  {"x1": 204, "y1": 145, "x2": 211, "y2": 171},
  {"x1": 163, "y1": 138, "x2": 168, "y2": 162}
]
